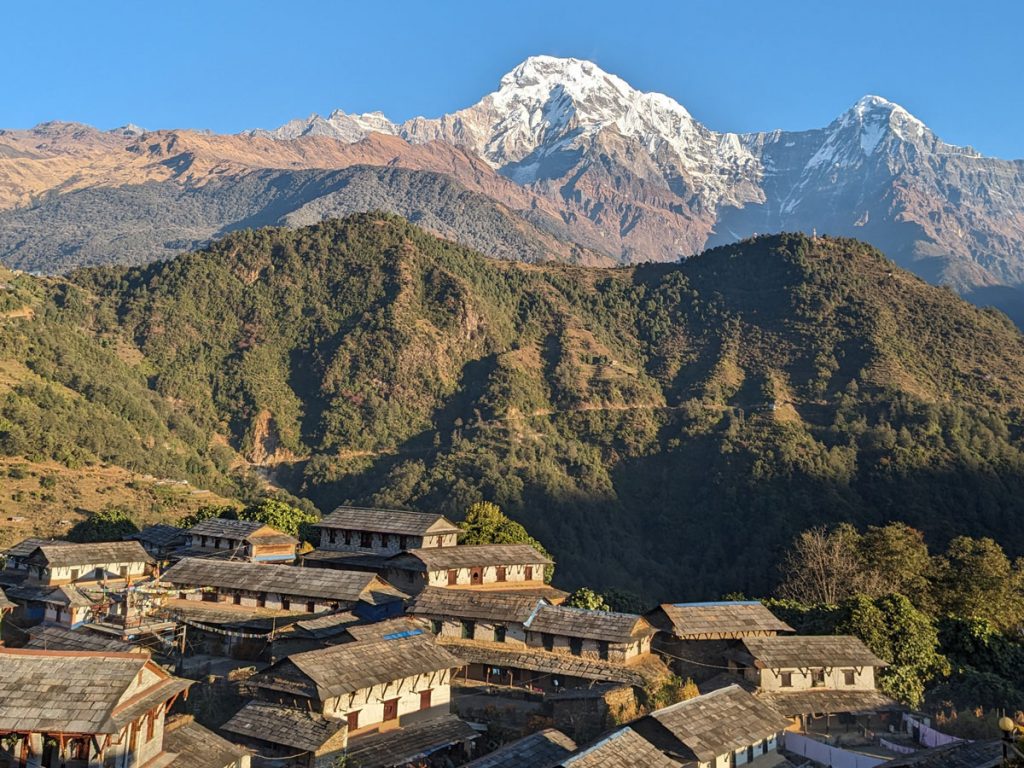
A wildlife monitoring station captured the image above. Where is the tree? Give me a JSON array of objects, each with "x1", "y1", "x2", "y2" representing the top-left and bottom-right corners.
[
  {"x1": 858, "y1": 523, "x2": 933, "y2": 607},
  {"x1": 776, "y1": 524, "x2": 868, "y2": 605},
  {"x1": 602, "y1": 588, "x2": 648, "y2": 614},
  {"x1": 175, "y1": 504, "x2": 238, "y2": 529},
  {"x1": 459, "y1": 501, "x2": 554, "y2": 582},
  {"x1": 565, "y1": 587, "x2": 610, "y2": 611},
  {"x1": 932, "y1": 537, "x2": 1024, "y2": 631},
  {"x1": 839, "y1": 594, "x2": 949, "y2": 708},
  {"x1": 241, "y1": 498, "x2": 319, "y2": 541},
  {"x1": 67, "y1": 505, "x2": 140, "y2": 543}
]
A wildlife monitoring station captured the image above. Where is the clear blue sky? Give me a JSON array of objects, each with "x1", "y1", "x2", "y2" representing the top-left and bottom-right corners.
[{"x1": 5, "y1": 0, "x2": 1022, "y2": 158}]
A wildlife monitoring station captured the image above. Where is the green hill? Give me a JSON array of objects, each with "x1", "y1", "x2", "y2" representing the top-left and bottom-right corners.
[{"x1": 4, "y1": 214, "x2": 1024, "y2": 598}]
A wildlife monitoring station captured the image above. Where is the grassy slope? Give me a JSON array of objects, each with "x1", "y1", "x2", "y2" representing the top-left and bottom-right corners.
[{"x1": 5, "y1": 216, "x2": 1024, "y2": 599}]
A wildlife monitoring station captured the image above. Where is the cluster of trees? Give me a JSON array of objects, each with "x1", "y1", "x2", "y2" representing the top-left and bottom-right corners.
[{"x1": 773, "y1": 522, "x2": 1024, "y2": 710}]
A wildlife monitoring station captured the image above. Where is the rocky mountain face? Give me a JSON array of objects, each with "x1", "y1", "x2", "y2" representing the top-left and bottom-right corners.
[
  {"x1": 263, "y1": 56, "x2": 1024, "y2": 318},
  {"x1": 2, "y1": 56, "x2": 1023, "y2": 321}
]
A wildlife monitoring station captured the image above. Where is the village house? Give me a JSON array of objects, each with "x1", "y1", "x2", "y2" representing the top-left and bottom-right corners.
[
  {"x1": 627, "y1": 684, "x2": 793, "y2": 768},
  {"x1": 220, "y1": 699, "x2": 348, "y2": 768},
  {"x1": 0, "y1": 647, "x2": 194, "y2": 768},
  {"x1": 161, "y1": 714, "x2": 251, "y2": 768},
  {"x1": 556, "y1": 726, "x2": 680, "y2": 767},
  {"x1": 157, "y1": 557, "x2": 406, "y2": 619},
  {"x1": 313, "y1": 506, "x2": 461, "y2": 555},
  {"x1": 21, "y1": 541, "x2": 155, "y2": 586},
  {"x1": 24, "y1": 623, "x2": 143, "y2": 653},
  {"x1": 0, "y1": 538, "x2": 68, "y2": 588},
  {"x1": 463, "y1": 728, "x2": 577, "y2": 768},
  {"x1": 646, "y1": 600, "x2": 795, "y2": 681},
  {"x1": 237, "y1": 632, "x2": 468, "y2": 756},
  {"x1": 523, "y1": 604, "x2": 657, "y2": 662},
  {"x1": 383, "y1": 543, "x2": 555, "y2": 595},
  {"x1": 180, "y1": 518, "x2": 298, "y2": 563},
  {"x1": 724, "y1": 634, "x2": 901, "y2": 729},
  {"x1": 125, "y1": 524, "x2": 186, "y2": 562},
  {"x1": 408, "y1": 586, "x2": 549, "y2": 646}
]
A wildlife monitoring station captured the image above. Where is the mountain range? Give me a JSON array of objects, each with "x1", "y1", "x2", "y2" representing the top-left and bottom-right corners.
[
  {"x1": 1, "y1": 56, "x2": 1023, "y2": 323},
  {"x1": 3, "y1": 214, "x2": 1024, "y2": 597}
]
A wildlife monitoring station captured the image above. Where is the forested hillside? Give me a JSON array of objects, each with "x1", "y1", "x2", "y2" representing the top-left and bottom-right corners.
[{"x1": 4, "y1": 214, "x2": 1024, "y2": 597}]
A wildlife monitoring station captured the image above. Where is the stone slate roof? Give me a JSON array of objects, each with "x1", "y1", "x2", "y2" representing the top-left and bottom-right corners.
[
  {"x1": 409, "y1": 586, "x2": 548, "y2": 624},
  {"x1": 30, "y1": 540, "x2": 154, "y2": 568},
  {"x1": 756, "y1": 688, "x2": 902, "y2": 716},
  {"x1": 653, "y1": 601, "x2": 794, "y2": 639},
  {"x1": 879, "y1": 739, "x2": 1003, "y2": 767},
  {"x1": 250, "y1": 633, "x2": 462, "y2": 700},
  {"x1": 559, "y1": 727, "x2": 679, "y2": 768},
  {"x1": 24, "y1": 624, "x2": 141, "y2": 653},
  {"x1": 300, "y1": 550, "x2": 392, "y2": 571},
  {"x1": 293, "y1": 610, "x2": 362, "y2": 638},
  {"x1": 388, "y1": 544, "x2": 552, "y2": 571},
  {"x1": 526, "y1": 605, "x2": 655, "y2": 643},
  {"x1": 740, "y1": 635, "x2": 887, "y2": 668},
  {"x1": 3, "y1": 537, "x2": 69, "y2": 560},
  {"x1": 159, "y1": 558, "x2": 406, "y2": 604},
  {"x1": 126, "y1": 524, "x2": 186, "y2": 549},
  {"x1": 317, "y1": 506, "x2": 460, "y2": 536},
  {"x1": 163, "y1": 715, "x2": 250, "y2": 768},
  {"x1": 438, "y1": 639, "x2": 666, "y2": 687},
  {"x1": 631, "y1": 685, "x2": 791, "y2": 763},
  {"x1": 220, "y1": 700, "x2": 344, "y2": 752},
  {"x1": 345, "y1": 616, "x2": 427, "y2": 642},
  {"x1": 465, "y1": 728, "x2": 577, "y2": 768},
  {"x1": 0, "y1": 648, "x2": 191, "y2": 734},
  {"x1": 343, "y1": 714, "x2": 478, "y2": 768},
  {"x1": 37, "y1": 585, "x2": 99, "y2": 607}
]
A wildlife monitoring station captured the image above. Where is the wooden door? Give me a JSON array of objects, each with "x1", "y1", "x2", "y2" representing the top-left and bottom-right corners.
[
  {"x1": 383, "y1": 698, "x2": 399, "y2": 722},
  {"x1": 470, "y1": 566, "x2": 483, "y2": 585}
]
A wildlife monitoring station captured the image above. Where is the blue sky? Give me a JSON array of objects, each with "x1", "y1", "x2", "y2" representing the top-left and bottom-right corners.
[{"x1": 5, "y1": 0, "x2": 1022, "y2": 158}]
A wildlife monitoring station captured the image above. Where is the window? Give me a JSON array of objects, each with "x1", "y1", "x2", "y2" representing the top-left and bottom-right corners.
[
  {"x1": 346, "y1": 711, "x2": 360, "y2": 731},
  {"x1": 747, "y1": 745, "x2": 754, "y2": 762},
  {"x1": 200, "y1": 536, "x2": 208, "y2": 548},
  {"x1": 232, "y1": 594, "x2": 242, "y2": 605},
  {"x1": 598, "y1": 641, "x2": 609, "y2": 661},
  {"x1": 281, "y1": 597, "x2": 291, "y2": 610},
  {"x1": 328, "y1": 529, "x2": 336, "y2": 544},
  {"x1": 214, "y1": 537, "x2": 221, "y2": 549},
  {"x1": 461, "y1": 620, "x2": 475, "y2": 639},
  {"x1": 761, "y1": 739, "x2": 769, "y2": 755},
  {"x1": 419, "y1": 689, "x2": 433, "y2": 710},
  {"x1": 360, "y1": 532, "x2": 373, "y2": 548},
  {"x1": 525, "y1": 566, "x2": 534, "y2": 581},
  {"x1": 496, "y1": 566, "x2": 506, "y2": 582},
  {"x1": 306, "y1": 601, "x2": 316, "y2": 613},
  {"x1": 380, "y1": 534, "x2": 390, "y2": 548},
  {"x1": 780, "y1": 672, "x2": 793, "y2": 688},
  {"x1": 343, "y1": 530, "x2": 352, "y2": 546},
  {"x1": 569, "y1": 637, "x2": 583, "y2": 656},
  {"x1": 495, "y1": 625, "x2": 507, "y2": 643},
  {"x1": 811, "y1": 669, "x2": 826, "y2": 687},
  {"x1": 447, "y1": 569, "x2": 459, "y2": 586},
  {"x1": 383, "y1": 698, "x2": 399, "y2": 722},
  {"x1": 399, "y1": 535, "x2": 408, "y2": 550},
  {"x1": 69, "y1": 568, "x2": 79, "y2": 581},
  {"x1": 542, "y1": 633, "x2": 554, "y2": 652},
  {"x1": 257, "y1": 594, "x2": 266, "y2": 608},
  {"x1": 120, "y1": 565, "x2": 129, "y2": 578},
  {"x1": 470, "y1": 567, "x2": 483, "y2": 585},
  {"x1": 202, "y1": 591, "x2": 217, "y2": 602},
  {"x1": 844, "y1": 669, "x2": 856, "y2": 686},
  {"x1": 430, "y1": 619, "x2": 442, "y2": 635}
]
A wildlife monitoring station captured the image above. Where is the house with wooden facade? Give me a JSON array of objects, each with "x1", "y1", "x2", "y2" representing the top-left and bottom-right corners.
[
  {"x1": 0, "y1": 648, "x2": 196, "y2": 768},
  {"x1": 523, "y1": 605, "x2": 657, "y2": 663},
  {"x1": 646, "y1": 600, "x2": 795, "y2": 682},
  {"x1": 21, "y1": 541, "x2": 154, "y2": 586},
  {"x1": 238, "y1": 632, "x2": 469, "y2": 758},
  {"x1": 627, "y1": 684, "x2": 793, "y2": 768},
  {"x1": 408, "y1": 586, "x2": 548, "y2": 646},
  {"x1": 383, "y1": 544, "x2": 554, "y2": 595},
  {"x1": 157, "y1": 557, "x2": 406, "y2": 619},
  {"x1": 725, "y1": 634, "x2": 901, "y2": 727},
  {"x1": 180, "y1": 518, "x2": 298, "y2": 563},
  {"x1": 315, "y1": 506, "x2": 460, "y2": 554}
]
